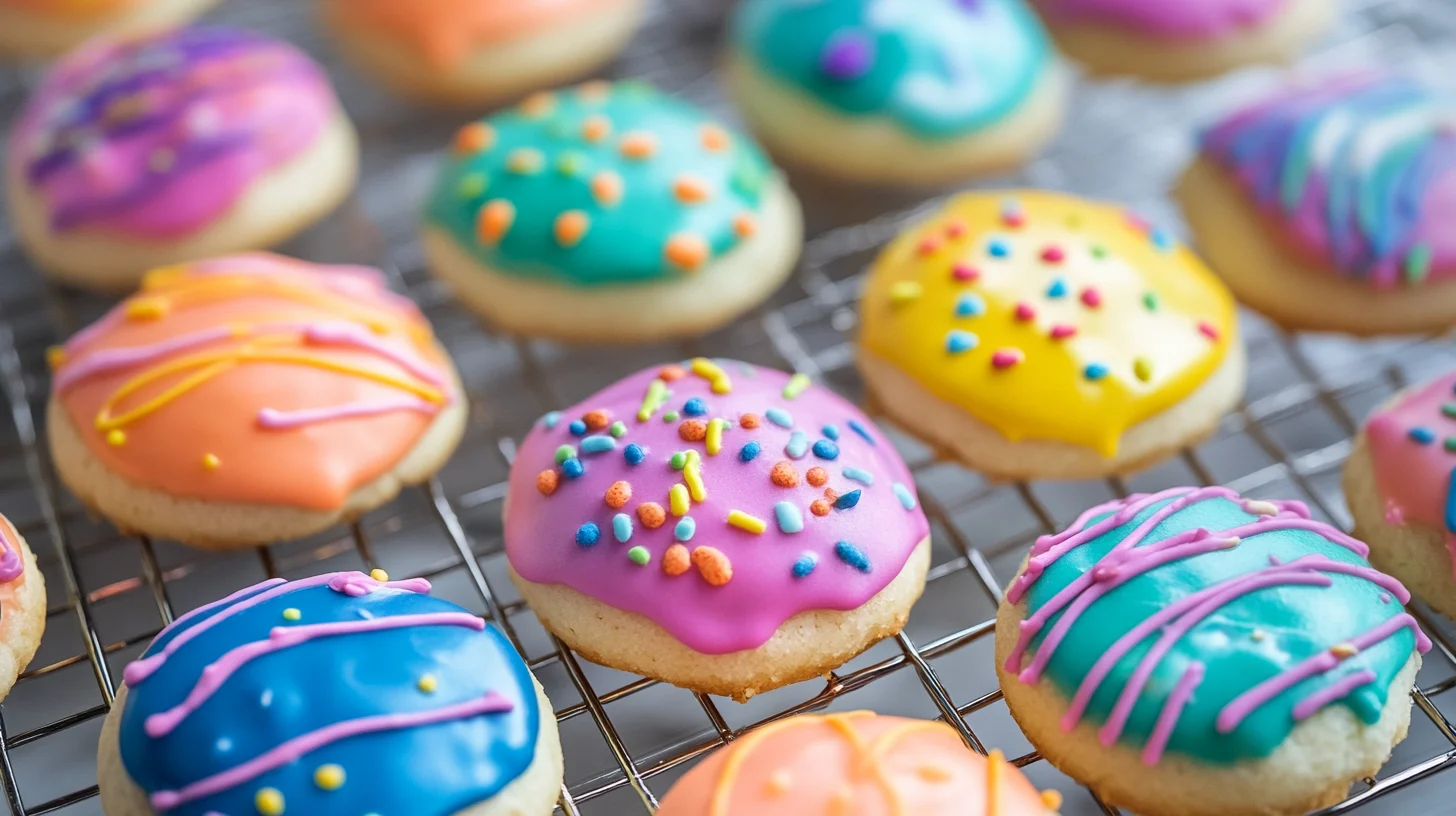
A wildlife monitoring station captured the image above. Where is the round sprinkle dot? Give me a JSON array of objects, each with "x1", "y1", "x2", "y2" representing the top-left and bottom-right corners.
[
  {"x1": 663, "y1": 544, "x2": 691, "y2": 576},
  {"x1": 658, "y1": 364, "x2": 687, "y2": 381},
  {"x1": 991, "y1": 348, "x2": 1024, "y2": 369},
  {"x1": 623, "y1": 443, "x2": 646, "y2": 465},
  {"x1": 701, "y1": 123, "x2": 731, "y2": 151},
  {"x1": 691, "y1": 546, "x2": 733, "y2": 586},
  {"x1": 765, "y1": 408, "x2": 793, "y2": 428},
  {"x1": 314, "y1": 764, "x2": 346, "y2": 791},
  {"x1": 946, "y1": 330, "x2": 978, "y2": 354},
  {"x1": 555, "y1": 151, "x2": 587, "y2": 177},
  {"x1": 955, "y1": 294, "x2": 985, "y2": 317},
  {"x1": 806, "y1": 466, "x2": 828, "y2": 487},
  {"x1": 810, "y1": 499, "x2": 832, "y2": 517},
  {"x1": 555, "y1": 445, "x2": 576, "y2": 465},
  {"x1": 663, "y1": 411, "x2": 680, "y2": 423},
  {"x1": 673, "y1": 174, "x2": 712, "y2": 204},
  {"x1": 917, "y1": 237, "x2": 942, "y2": 256},
  {"x1": 282, "y1": 608, "x2": 301, "y2": 621},
  {"x1": 733, "y1": 213, "x2": 758, "y2": 238},
  {"x1": 669, "y1": 451, "x2": 689, "y2": 470},
  {"x1": 620, "y1": 131, "x2": 658, "y2": 159},
  {"x1": 1091, "y1": 244, "x2": 1109, "y2": 259},
  {"x1": 370, "y1": 569, "x2": 390, "y2": 582},
  {"x1": 1409, "y1": 427, "x2": 1436, "y2": 445},
  {"x1": 771, "y1": 461, "x2": 801, "y2": 487},
  {"x1": 665, "y1": 233, "x2": 709, "y2": 271},
  {"x1": 812, "y1": 440, "x2": 840, "y2": 460},
  {"x1": 1133, "y1": 357, "x2": 1154, "y2": 382},
  {"x1": 738, "y1": 414, "x2": 761, "y2": 431},
  {"x1": 679, "y1": 420, "x2": 707, "y2": 442},
  {"x1": 822, "y1": 424, "x2": 840, "y2": 440},
  {"x1": 834, "y1": 541, "x2": 871, "y2": 573},
  {"x1": 570, "y1": 419, "x2": 591, "y2": 436},
  {"x1": 417, "y1": 674, "x2": 438, "y2": 693},
  {"x1": 456, "y1": 172, "x2": 488, "y2": 199},
  {"x1": 605, "y1": 480, "x2": 632, "y2": 508},
  {"x1": 792, "y1": 552, "x2": 818, "y2": 578},
  {"x1": 591, "y1": 171, "x2": 624, "y2": 207},
  {"x1": 581, "y1": 114, "x2": 612, "y2": 142},
  {"x1": 638, "y1": 502, "x2": 667, "y2": 529},
  {"x1": 609, "y1": 421, "x2": 628, "y2": 438},
  {"x1": 952, "y1": 264, "x2": 980, "y2": 281},
  {"x1": 1040, "y1": 246, "x2": 1065, "y2": 263},
  {"x1": 453, "y1": 122, "x2": 494, "y2": 155},
  {"x1": 536, "y1": 470, "x2": 559, "y2": 495},
  {"x1": 554, "y1": 210, "x2": 590, "y2": 248},
  {"x1": 1049, "y1": 324, "x2": 1077, "y2": 340},
  {"x1": 987, "y1": 238, "x2": 1011, "y2": 258},
  {"x1": 739, "y1": 441, "x2": 762, "y2": 462},
  {"x1": 628, "y1": 546, "x2": 651, "y2": 566},
  {"x1": 1080, "y1": 288, "x2": 1103, "y2": 308},
  {"x1": 575, "y1": 523, "x2": 601, "y2": 547},
  {"x1": 1014, "y1": 302, "x2": 1036, "y2": 321},
  {"x1": 819, "y1": 29, "x2": 875, "y2": 80},
  {"x1": 506, "y1": 148, "x2": 544, "y2": 174},
  {"x1": 945, "y1": 220, "x2": 968, "y2": 237},
  {"x1": 1046, "y1": 278, "x2": 1068, "y2": 299},
  {"x1": 1143, "y1": 292, "x2": 1160, "y2": 311},
  {"x1": 562, "y1": 458, "x2": 585, "y2": 479},
  {"x1": 776, "y1": 501, "x2": 804, "y2": 534},
  {"x1": 675, "y1": 517, "x2": 696, "y2": 541},
  {"x1": 613, "y1": 513, "x2": 633, "y2": 543},
  {"x1": 202, "y1": 453, "x2": 220, "y2": 470},
  {"x1": 682, "y1": 397, "x2": 708, "y2": 417},
  {"x1": 1084, "y1": 363, "x2": 1110, "y2": 381},
  {"x1": 107, "y1": 429, "x2": 126, "y2": 446},
  {"x1": 255, "y1": 788, "x2": 285, "y2": 816}
]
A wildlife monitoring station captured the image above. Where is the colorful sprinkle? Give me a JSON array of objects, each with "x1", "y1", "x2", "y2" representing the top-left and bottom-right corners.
[
  {"x1": 728, "y1": 510, "x2": 767, "y2": 534},
  {"x1": 638, "y1": 502, "x2": 666, "y2": 529},
  {"x1": 806, "y1": 467, "x2": 828, "y2": 487},
  {"x1": 536, "y1": 470, "x2": 558, "y2": 496},
  {"x1": 1143, "y1": 292, "x2": 1160, "y2": 311},
  {"x1": 669, "y1": 484, "x2": 690, "y2": 516},
  {"x1": 834, "y1": 490, "x2": 862, "y2": 510},
  {"x1": 733, "y1": 213, "x2": 758, "y2": 238},
  {"x1": 843, "y1": 467, "x2": 874, "y2": 485},
  {"x1": 792, "y1": 552, "x2": 818, "y2": 578},
  {"x1": 1443, "y1": 403, "x2": 1456, "y2": 419},
  {"x1": 663, "y1": 544, "x2": 691, "y2": 576},
  {"x1": 819, "y1": 29, "x2": 875, "y2": 80},
  {"x1": 623, "y1": 443, "x2": 645, "y2": 465},
  {"x1": 1445, "y1": 438, "x2": 1456, "y2": 453},
  {"x1": 1406, "y1": 243, "x2": 1434, "y2": 284},
  {"x1": 665, "y1": 233, "x2": 710, "y2": 270},
  {"x1": 591, "y1": 171, "x2": 624, "y2": 208},
  {"x1": 692, "y1": 546, "x2": 733, "y2": 586},
  {"x1": 1040, "y1": 245, "x2": 1065, "y2": 263},
  {"x1": 1149, "y1": 228, "x2": 1174, "y2": 253},
  {"x1": 670, "y1": 451, "x2": 689, "y2": 470},
  {"x1": 987, "y1": 238, "x2": 1011, "y2": 258},
  {"x1": 946, "y1": 330, "x2": 978, "y2": 353},
  {"x1": 740, "y1": 413, "x2": 762, "y2": 429},
  {"x1": 848, "y1": 420, "x2": 875, "y2": 445},
  {"x1": 679, "y1": 420, "x2": 707, "y2": 442},
  {"x1": 891, "y1": 281, "x2": 923, "y2": 306},
  {"x1": 555, "y1": 151, "x2": 587, "y2": 177},
  {"x1": 1198, "y1": 321, "x2": 1221, "y2": 341},
  {"x1": 1014, "y1": 302, "x2": 1036, "y2": 321},
  {"x1": 786, "y1": 431, "x2": 809, "y2": 459},
  {"x1": 700, "y1": 123, "x2": 731, "y2": 152},
  {"x1": 568, "y1": 420, "x2": 588, "y2": 436},
  {"x1": 706, "y1": 418, "x2": 728, "y2": 455},
  {"x1": 664, "y1": 411, "x2": 680, "y2": 422},
  {"x1": 506, "y1": 147, "x2": 544, "y2": 174},
  {"x1": 1049, "y1": 324, "x2": 1077, "y2": 340},
  {"x1": 255, "y1": 788, "x2": 285, "y2": 816},
  {"x1": 613, "y1": 513, "x2": 633, "y2": 543},
  {"x1": 1046, "y1": 278, "x2": 1068, "y2": 298},
  {"x1": 575, "y1": 522, "x2": 600, "y2": 547},
  {"x1": 810, "y1": 499, "x2": 832, "y2": 517},
  {"x1": 834, "y1": 541, "x2": 871, "y2": 572},
  {"x1": 637, "y1": 378, "x2": 669, "y2": 421},
  {"x1": 620, "y1": 131, "x2": 658, "y2": 159},
  {"x1": 581, "y1": 435, "x2": 616, "y2": 454},
  {"x1": 691, "y1": 358, "x2": 733, "y2": 393},
  {"x1": 917, "y1": 237, "x2": 942, "y2": 256},
  {"x1": 561, "y1": 458, "x2": 585, "y2": 479},
  {"x1": 581, "y1": 114, "x2": 612, "y2": 142},
  {"x1": 453, "y1": 122, "x2": 494, "y2": 155},
  {"x1": 766, "y1": 408, "x2": 793, "y2": 428},
  {"x1": 954, "y1": 293, "x2": 985, "y2": 317},
  {"x1": 1080, "y1": 288, "x2": 1102, "y2": 308},
  {"x1": 675, "y1": 517, "x2": 696, "y2": 541},
  {"x1": 893, "y1": 482, "x2": 917, "y2": 510},
  {"x1": 314, "y1": 764, "x2": 346, "y2": 791},
  {"x1": 520, "y1": 91, "x2": 555, "y2": 116},
  {"x1": 682, "y1": 397, "x2": 708, "y2": 416},
  {"x1": 476, "y1": 199, "x2": 515, "y2": 245},
  {"x1": 673, "y1": 174, "x2": 712, "y2": 204},
  {"x1": 775, "y1": 502, "x2": 804, "y2": 534},
  {"x1": 553, "y1": 210, "x2": 590, "y2": 248},
  {"x1": 684, "y1": 459, "x2": 707, "y2": 502},
  {"x1": 456, "y1": 172, "x2": 488, "y2": 198},
  {"x1": 1084, "y1": 363, "x2": 1109, "y2": 381},
  {"x1": 1133, "y1": 357, "x2": 1154, "y2": 382},
  {"x1": 658, "y1": 365, "x2": 687, "y2": 381},
  {"x1": 609, "y1": 421, "x2": 628, "y2": 438},
  {"x1": 991, "y1": 348, "x2": 1024, "y2": 369},
  {"x1": 822, "y1": 424, "x2": 840, "y2": 440},
  {"x1": 542, "y1": 411, "x2": 562, "y2": 429},
  {"x1": 771, "y1": 461, "x2": 801, "y2": 487},
  {"x1": 952, "y1": 264, "x2": 980, "y2": 282},
  {"x1": 812, "y1": 439, "x2": 840, "y2": 460},
  {"x1": 416, "y1": 674, "x2": 436, "y2": 693},
  {"x1": 282, "y1": 608, "x2": 301, "y2": 621},
  {"x1": 627, "y1": 546, "x2": 651, "y2": 566},
  {"x1": 202, "y1": 453, "x2": 220, "y2": 471},
  {"x1": 739, "y1": 441, "x2": 762, "y2": 462}
]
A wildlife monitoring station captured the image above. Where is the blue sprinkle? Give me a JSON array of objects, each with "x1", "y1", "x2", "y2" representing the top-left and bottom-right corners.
[
  {"x1": 1410, "y1": 427, "x2": 1436, "y2": 445},
  {"x1": 843, "y1": 467, "x2": 874, "y2": 485},
  {"x1": 955, "y1": 294, "x2": 985, "y2": 317},
  {"x1": 1083, "y1": 363, "x2": 1109, "y2": 381},
  {"x1": 1150, "y1": 227, "x2": 1174, "y2": 253},
  {"x1": 682, "y1": 397, "x2": 708, "y2": 417},
  {"x1": 848, "y1": 420, "x2": 875, "y2": 445},
  {"x1": 581, "y1": 435, "x2": 616, "y2": 454},
  {"x1": 946, "y1": 330, "x2": 978, "y2": 354},
  {"x1": 613, "y1": 513, "x2": 632, "y2": 543},
  {"x1": 792, "y1": 552, "x2": 818, "y2": 578},
  {"x1": 786, "y1": 430, "x2": 809, "y2": 459},
  {"x1": 822, "y1": 424, "x2": 840, "y2": 440},
  {"x1": 1046, "y1": 278, "x2": 1068, "y2": 299},
  {"x1": 623, "y1": 443, "x2": 646, "y2": 465},
  {"x1": 893, "y1": 482, "x2": 918, "y2": 510},
  {"x1": 568, "y1": 419, "x2": 588, "y2": 436},
  {"x1": 543, "y1": 411, "x2": 562, "y2": 429},
  {"x1": 561, "y1": 458, "x2": 585, "y2": 479},
  {"x1": 775, "y1": 501, "x2": 804, "y2": 534},
  {"x1": 987, "y1": 238, "x2": 1011, "y2": 258},
  {"x1": 575, "y1": 522, "x2": 600, "y2": 547},
  {"x1": 834, "y1": 489, "x2": 862, "y2": 510},
  {"x1": 813, "y1": 439, "x2": 840, "y2": 460},
  {"x1": 834, "y1": 540, "x2": 871, "y2": 572},
  {"x1": 739, "y1": 441, "x2": 762, "y2": 462},
  {"x1": 765, "y1": 408, "x2": 793, "y2": 428},
  {"x1": 675, "y1": 517, "x2": 696, "y2": 541}
]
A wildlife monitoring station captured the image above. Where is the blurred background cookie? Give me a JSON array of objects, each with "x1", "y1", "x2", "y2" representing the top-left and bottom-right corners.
[
  {"x1": 0, "y1": 0, "x2": 220, "y2": 60},
  {"x1": 0, "y1": 513, "x2": 45, "y2": 705}
]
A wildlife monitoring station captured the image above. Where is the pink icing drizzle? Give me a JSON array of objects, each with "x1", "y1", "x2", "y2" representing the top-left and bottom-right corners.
[
  {"x1": 256, "y1": 397, "x2": 439, "y2": 430},
  {"x1": 1035, "y1": 0, "x2": 1288, "y2": 38},
  {"x1": 1143, "y1": 661, "x2": 1204, "y2": 765},
  {"x1": 1293, "y1": 668, "x2": 1377, "y2": 721},
  {"x1": 1365, "y1": 372, "x2": 1456, "y2": 578},
  {"x1": 0, "y1": 521, "x2": 23, "y2": 583}
]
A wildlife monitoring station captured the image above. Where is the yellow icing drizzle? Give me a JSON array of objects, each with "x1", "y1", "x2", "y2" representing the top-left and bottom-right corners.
[{"x1": 859, "y1": 191, "x2": 1235, "y2": 457}]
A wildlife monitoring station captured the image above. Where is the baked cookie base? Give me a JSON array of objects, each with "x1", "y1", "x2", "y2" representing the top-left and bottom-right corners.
[
  {"x1": 0, "y1": 528, "x2": 47, "y2": 703},
  {"x1": 423, "y1": 175, "x2": 802, "y2": 344},
  {"x1": 7, "y1": 112, "x2": 358, "y2": 292},
  {"x1": 0, "y1": 0, "x2": 221, "y2": 59},
  {"x1": 510, "y1": 537, "x2": 930, "y2": 702}
]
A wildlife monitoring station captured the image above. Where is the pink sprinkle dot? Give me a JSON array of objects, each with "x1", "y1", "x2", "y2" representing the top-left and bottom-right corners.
[
  {"x1": 1002, "y1": 212, "x2": 1025, "y2": 228},
  {"x1": 1041, "y1": 246, "x2": 1065, "y2": 263},
  {"x1": 1198, "y1": 321, "x2": 1220, "y2": 341},
  {"x1": 917, "y1": 237, "x2": 942, "y2": 256},
  {"x1": 1080, "y1": 288, "x2": 1102, "y2": 308},
  {"x1": 1014, "y1": 302, "x2": 1036, "y2": 321},
  {"x1": 944, "y1": 220, "x2": 967, "y2": 238},
  {"x1": 991, "y1": 348, "x2": 1024, "y2": 369},
  {"x1": 1049, "y1": 324, "x2": 1077, "y2": 340},
  {"x1": 952, "y1": 264, "x2": 980, "y2": 282}
]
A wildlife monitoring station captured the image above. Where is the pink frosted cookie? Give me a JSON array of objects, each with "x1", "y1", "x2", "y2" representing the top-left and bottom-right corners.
[
  {"x1": 505, "y1": 360, "x2": 931, "y2": 701},
  {"x1": 1345, "y1": 371, "x2": 1456, "y2": 619},
  {"x1": 5, "y1": 26, "x2": 358, "y2": 290}
]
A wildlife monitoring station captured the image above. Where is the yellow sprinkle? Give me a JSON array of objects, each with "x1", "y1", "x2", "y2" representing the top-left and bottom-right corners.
[
  {"x1": 202, "y1": 453, "x2": 220, "y2": 471},
  {"x1": 46, "y1": 346, "x2": 65, "y2": 369},
  {"x1": 1133, "y1": 356, "x2": 1153, "y2": 382},
  {"x1": 705, "y1": 418, "x2": 727, "y2": 455},
  {"x1": 684, "y1": 461, "x2": 707, "y2": 503},
  {"x1": 106, "y1": 429, "x2": 126, "y2": 446},
  {"x1": 690, "y1": 357, "x2": 731, "y2": 394},
  {"x1": 782, "y1": 373, "x2": 811, "y2": 400},
  {"x1": 637, "y1": 379, "x2": 669, "y2": 422},
  {"x1": 254, "y1": 787, "x2": 285, "y2": 815},
  {"x1": 917, "y1": 764, "x2": 952, "y2": 782},
  {"x1": 418, "y1": 674, "x2": 438, "y2": 693},
  {"x1": 369, "y1": 568, "x2": 390, "y2": 582},
  {"x1": 890, "y1": 281, "x2": 922, "y2": 306},
  {"x1": 1331, "y1": 643, "x2": 1359, "y2": 659},
  {"x1": 986, "y1": 749, "x2": 1004, "y2": 816},
  {"x1": 125, "y1": 297, "x2": 168, "y2": 320},
  {"x1": 282, "y1": 608, "x2": 301, "y2": 621},
  {"x1": 313, "y1": 764, "x2": 346, "y2": 791},
  {"x1": 726, "y1": 510, "x2": 766, "y2": 534},
  {"x1": 1041, "y1": 790, "x2": 1064, "y2": 811},
  {"x1": 669, "y1": 484, "x2": 690, "y2": 517}
]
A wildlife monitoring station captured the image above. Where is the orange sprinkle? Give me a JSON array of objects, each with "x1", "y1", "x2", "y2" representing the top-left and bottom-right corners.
[
  {"x1": 476, "y1": 199, "x2": 515, "y2": 246},
  {"x1": 591, "y1": 171, "x2": 624, "y2": 208},
  {"x1": 581, "y1": 115, "x2": 612, "y2": 142},
  {"x1": 637, "y1": 502, "x2": 667, "y2": 529},
  {"x1": 452, "y1": 122, "x2": 494, "y2": 155},
  {"x1": 770, "y1": 461, "x2": 800, "y2": 488},
  {"x1": 520, "y1": 91, "x2": 555, "y2": 117},
  {"x1": 582, "y1": 410, "x2": 611, "y2": 430},
  {"x1": 806, "y1": 467, "x2": 828, "y2": 487},
  {"x1": 46, "y1": 346, "x2": 65, "y2": 369},
  {"x1": 605, "y1": 480, "x2": 632, "y2": 509},
  {"x1": 733, "y1": 213, "x2": 758, "y2": 238},
  {"x1": 554, "y1": 210, "x2": 590, "y2": 248},
  {"x1": 917, "y1": 237, "x2": 942, "y2": 256},
  {"x1": 810, "y1": 499, "x2": 832, "y2": 517},
  {"x1": 739, "y1": 413, "x2": 761, "y2": 429},
  {"x1": 620, "y1": 131, "x2": 658, "y2": 159},
  {"x1": 577, "y1": 80, "x2": 611, "y2": 102},
  {"x1": 673, "y1": 174, "x2": 712, "y2": 204},
  {"x1": 506, "y1": 148, "x2": 543, "y2": 174},
  {"x1": 691, "y1": 546, "x2": 733, "y2": 586},
  {"x1": 658, "y1": 364, "x2": 687, "y2": 381},
  {"x1": 700, "y1": 123, "x2": 731, "y2": 152},
  {"x1": 679, "y1": 420, "x2": 707, "y2": 442},
  {"x1": 536, "y1": 470, "x2": 558, "y2": 496},
  {"x1": 663, "y1": 543, "x2": 691, "y2": 576},
  {"x1": 665, "y1": 233, "x2": 709, "y2": 271}
]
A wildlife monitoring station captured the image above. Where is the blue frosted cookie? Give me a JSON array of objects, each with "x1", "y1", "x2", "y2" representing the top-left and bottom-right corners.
[
  {"x1": 97, "y1": 570, "x2": 563, "y2": 816},
  {"x1": 423, "y1": 80, "x2": 802, "y2": 343}
]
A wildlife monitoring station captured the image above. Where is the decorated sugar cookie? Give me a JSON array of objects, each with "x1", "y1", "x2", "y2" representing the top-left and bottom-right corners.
[
  {"x1": 97, "y1": 570, "x2": 563, "y2": 816},
  {"x1": 997, "y1": 487, "x2": 1428, "y2": 816},
  {"x1": 5, "y1": 27, "x2": 358, "y2": 290},
  {"x1": 857, "y1": 190, "x2": 1242, "y2": 480},
  {"x1": 47, "y1": 253, "x2": 466, "y2": 549},
  {"x1": 424, "y1": 81, "x2": 802, "y2": 343},
  {"x1": 0, "y1": 0, "x2": 220, "y2": 58},
  {"x1": 320, "y1": 0, "x2": 645, "y2": 105},
  {"x1": 1345, "y1": 371, "x2": 1456, "y2": 619},
  {"x1": 505, "y1": 361, "x2": 930, "y2": 701},
  {"x1": 657, "y1": 712, "x2": 1063, "y2": 815},
  {"x1": 1030, "y1": 0, "x2": 1333, "y2": 82},
  {"x1": 726, "y1": 0, "x2": 1065, "y2": 186},
  {"x1": 1179, "y1": 75, "x2": 1456, "y2": 335},
  {"x1": 0, "y1": 513, "x2": 46, "y2": 705}
]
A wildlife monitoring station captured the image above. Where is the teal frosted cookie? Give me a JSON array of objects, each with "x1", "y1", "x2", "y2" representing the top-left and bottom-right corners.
[
  {"x1": 422, "y1": 80, "x2": 802, "y2": 343},
  {"x1": 725, "y1": 0, "x2": 1066, "y2": 186}
]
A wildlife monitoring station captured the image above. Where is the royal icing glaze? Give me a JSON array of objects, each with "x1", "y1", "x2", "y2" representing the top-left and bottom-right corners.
[
  {"x1": 49, "y1": 253, "x2": 456, "y2": 511},
  {"x1": 505, "y1": 361, "x2": 929, "y2": 655},
  {"x1": 657, "y1": 712, "x2": 1062, "y2": 815},
  {"x1": 1034, "y1": 0, "x2": 1288, "y2": 38},
  {"x1": 859, "y1": 191, "x2": 1235, "y2": 457},
  {"x1": 9, "y1": 26, "x2": 339, "y2": 239},
  {"x1": 426, "y1": 81, "x2": 775, "y2": 286},
  {"x1": 731, "y1": 0, "x2": 1052, "y2": 139},
  {"x1": 1200, "y1": 75, "x2": 1456, "y2": 287},
  {"x1": 1364, "y1": 371, "x2": 1456, "y2": 576},
  {"x1": 118, "y1": 571, "x2": 540, "y2": 816},
  {"x1": 1004, "y1": 486, "x2": 1430, "y2": 765}
]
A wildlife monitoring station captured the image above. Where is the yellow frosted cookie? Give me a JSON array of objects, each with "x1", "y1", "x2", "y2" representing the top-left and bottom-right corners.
[{"x1": 858, "y1": 191, "x2": 1244, "y2": 480}]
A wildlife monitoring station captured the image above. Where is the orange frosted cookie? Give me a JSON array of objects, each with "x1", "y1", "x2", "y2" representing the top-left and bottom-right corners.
[
  {"x1": 0, "y1": 0, "x2": 219, "y2": 59},
  {"x1": 857, "y1": 191, "x2": 1243, "y2": 480},
  {"x1": 656, "y1": 712, "x2": 1062, "y2": 815},
  {"x1": 0, "y1": 513, "x2": 45, "y2": 704},
  {"x1": 46, "y1": 253, "x2": 467, "y2": 548}
]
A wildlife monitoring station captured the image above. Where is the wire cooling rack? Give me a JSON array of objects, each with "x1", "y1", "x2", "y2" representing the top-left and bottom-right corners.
[{"x1": 2, "y1": 0, "x2": 1456, "y2": 813}]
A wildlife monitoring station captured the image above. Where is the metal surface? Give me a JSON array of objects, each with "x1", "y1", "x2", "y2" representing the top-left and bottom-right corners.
[{"x1": 1, "y1": 0, "x2": 1455, "y2": 814}]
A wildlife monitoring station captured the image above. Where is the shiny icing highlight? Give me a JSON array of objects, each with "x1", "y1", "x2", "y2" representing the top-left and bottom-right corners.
[
  {"x1": 1364, "y1": 371, "x2": 1456, "y2": 575},
  {"x1": 1034, "y1": 0, "x2": 1288, "y2": 38}
]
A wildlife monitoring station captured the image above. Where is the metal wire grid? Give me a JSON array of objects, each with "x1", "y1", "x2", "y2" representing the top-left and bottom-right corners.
[{"x1": 0, "y1": 0, "x2": 1453, "y2": 814}]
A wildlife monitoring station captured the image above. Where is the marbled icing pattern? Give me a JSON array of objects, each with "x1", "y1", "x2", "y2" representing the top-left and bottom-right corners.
[
  {"x1": 1200, "y1": 75, "x2": 1456, "y2": 286},
  {"x1": 1034, "y1": 0, "x2": 1288, "y2": 38},
  {"x1": 1365, "y1": 371, "x2": 1456, "y2": 576},
  {"x1": 731, "y1": 0, "x2": 1053, "y2": 139},
  {"x1": 9, "y1": 26, "x2": 338, "y2": 238},
  {"x1": 118, "y1": 571, "x2": 540, "y2": 816},
  {"x1": 505, "y1": 361, "x2": 930, "y2": 655}
]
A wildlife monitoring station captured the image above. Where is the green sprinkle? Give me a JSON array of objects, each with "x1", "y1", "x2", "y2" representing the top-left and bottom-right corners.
[
  {"x1": 282, "y1": 608, "x2": 301, "y2": 621},
  {"x1": 663, "y1": 411, "x2": 680, "y2": 423},
  {"x1": 1142, "y1": 292, "x2": 1159, "y2": 311},
  {"x1": 669, "y1": 452, "x2": 688, "y2": 470},
  {"x1": 556, "y1": 150, "x2": 588, "y2": 177},
  {"x1": 782, "y1": 373, "x2": 811, "y2": 400},
  {"x1": 627, "y1": 546, "x2": 650, "y2": 565},
  {"x1": 1443, "y1": 403, "x2": 1456, "y2": 419},
  {"x1": 1091, "y1": 245, "x2": 1108, "y2": 259},
  {"x1": 1133, "y1": 357, "x2": 1153, "y2": 382},
  {"x1": 457, "y1": 173, "x2": 488, "y2": 199},
  {"x1": 554, "y1": 444, "x2": 575, "y2": 465},
  {"x1": 1446, "y1": 437, "x2": 1456, "y2": 453},
  {"x1": 609, "y1": 420, "x2": 627, "y2": 438},
  {"x1": 1405, "y1": 243, "x2": 1433, "y2": 284}
]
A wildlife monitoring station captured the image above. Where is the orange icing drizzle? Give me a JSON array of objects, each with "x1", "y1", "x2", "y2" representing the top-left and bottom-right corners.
[{"x1": 51, "y1": 254, "x2": 455, "y2": 511}]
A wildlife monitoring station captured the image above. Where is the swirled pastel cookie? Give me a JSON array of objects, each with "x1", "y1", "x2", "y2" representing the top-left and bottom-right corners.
[
  {"x1": 5, "y1": 27, "x2": 358, "y2": 291},
  {"x1": 1178, "y1": 75, "x2": 1456, "y2": 335},
  {"x1": 996, "y1": 487, "x2": 1428, "y2": 816},
  {"x1": 319, "y1": 0, "x2": 644, "y2": 106},
  {"x1": 1030, "y1": 0, "x2": 1333, "y2": 82},
  {"x1": 97, "y1": 570, "x2": 563, "y2": 816},
  {"x1": 0, "y1": 513, "x2": 46, "y2": 704},
  {"x1": 505, "y1": 361, "x2": 930, "y2": 701},
  {"x1": 657, "y1": 712, "x2": 1063, "y2": 815},
  {"x1": 1345, "y1": 371, "x2": 1456, "y2": 619},
  {"x1": 46, "y1": 253, "x2": 467, "y2": 549},
  {"x1": 725, "y1": 0, "x2": 1065, "y2": 186},
  {"x1": 0, "y1": 0, "x2": 218, "y2": 58},
  {"x1": 857, "y1": 191, "x2": 1243, "y2": 481},
  {"x1": 424, "y1": 81, "x2": 802, "y2": 343}
]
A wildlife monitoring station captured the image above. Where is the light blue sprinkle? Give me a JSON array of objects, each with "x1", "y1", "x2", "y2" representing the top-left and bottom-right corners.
[
  {"x1": 813, "y1": 439, "x2": 840, "y2": 460},
  {"x1": 834, "y1": 540, "x2": 871, "y2": 572},
  {"x1": 893, "y1": 482, "x2": 917, "y2": 510},
  {"x1": 775, "y1": 501, "x2": 804, "y2": 534},
  {"x1": 946, "y1": 330, "x2": 978, "y2": 354},
  {"x1": 675, "y1": 517, "x2": 696, "y2": 542},
  {"x1": 955, "y1": 293, "x2": 985, "y2": 317},
  {"x1": 543, "y1": 411, "x2": 562, "y2": 429},
  {"x1": 581, "y1": 435, "x2": 616, "y2": 454},
  {"x1": 1150, "y1": 227, "x2": 1174, "y2": 253},
  {"x1": 1084, "y1": 363, "x2": 1109, "y2": 381},
  {"x1": 786, "y1": 430, "x2": 809, "y2": 459},
  {"x1": 766, "y1": 408, "x2": 793, "y2": 428},
  {"x1": 833, "y1": 489, "x2": 861, "y2": 509},
  {"x1": 739, "y1": 441, "x2": 762, "y2": 462},
  {"x1": 792, "y1": 552, "x2": 818, "y2": 578},
  {"x1": 568, "y1": 419, "x2": 588, "y2": 436},
  {"x1": 613, "y1": 513, "x2": 632, "y2": 543},
  {"x1": 848, "y1": 420, "x2": 875, "y2": 445},
  {"x1": 624, "y1": 443, "x2": 646, "y2": 465},
  {"x1": 987, "y1": 238, "x2": 1011, "y2": 258},
  {"x1": 562, "y1": 458, "x2": 585, "y2": 479},
  {"x1": 1046, "y1": 278, "x2": 1068, "y2": 299},
  {"x1": 1410, "y1": 427, "x2": 1436, "y2": 445},
  {"x1": 843, "y1": 467, "x2": 874, "y2": 485},
  {"x1": 575, "y1": 522, "x2": 600, "y2": 547},
  {"x1": 822, "y1": 424, "x2": 840, "y2": 440}
]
